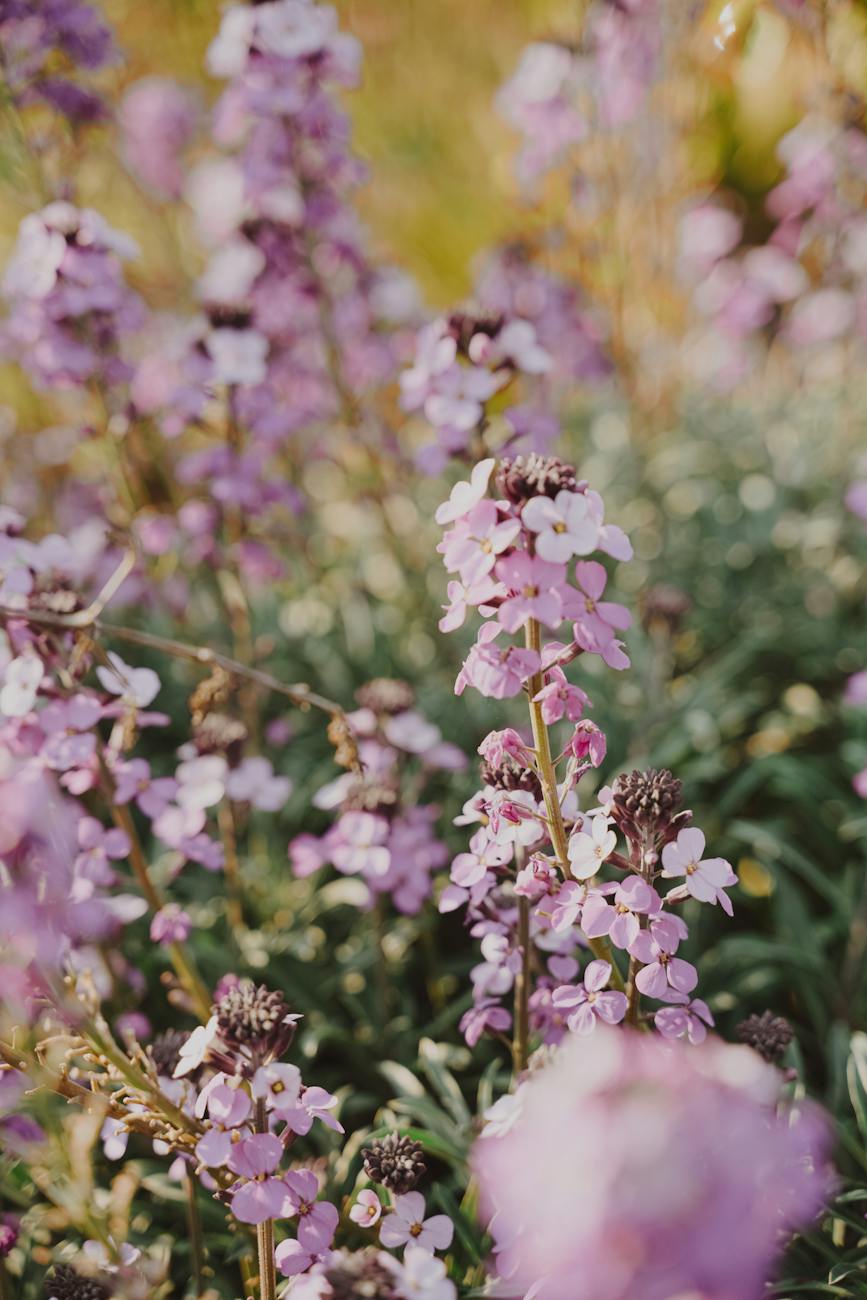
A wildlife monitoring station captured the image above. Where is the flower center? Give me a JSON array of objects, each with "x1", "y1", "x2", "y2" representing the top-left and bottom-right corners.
[
  {"x1": 271, "y1": 1080, "x2": 284, "y2": 1093},
  {"x1": 410, "y1": 1222, "x2": 423, "y2": 1237},
  {"x1": 686, "y1": 861, "x2": 697, "y2": 875},
  {"x1": 522, "y1": 584, "x2": 538, "y2": 598},
  {"x1": 553, "y1": 522, "x2": 567, "y2": 534}
]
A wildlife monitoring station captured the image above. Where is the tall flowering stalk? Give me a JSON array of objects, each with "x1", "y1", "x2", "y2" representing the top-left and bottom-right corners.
[{"x1": 434, "y1": 451, "x2": 736, "y2": 1063}]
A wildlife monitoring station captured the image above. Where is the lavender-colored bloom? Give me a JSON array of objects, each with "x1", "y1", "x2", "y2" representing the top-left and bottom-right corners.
[
  {"x1": 475, "y1": 1030, "x2": 833, "y2": 1300},
  {"x1": 119, "y1": 77, "x2": 199, "y2": 198}
]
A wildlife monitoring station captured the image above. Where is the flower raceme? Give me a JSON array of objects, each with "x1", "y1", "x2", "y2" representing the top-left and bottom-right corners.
[{"x1": 435, "y1": 455, "x2": 737, "y2": 1056}]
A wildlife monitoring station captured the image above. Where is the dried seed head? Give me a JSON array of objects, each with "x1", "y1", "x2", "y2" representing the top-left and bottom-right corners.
[
  {"x1": 480, "y1": 753, "x2": 542, "y2": 800},
  {"x1": 447, "y1": 310, "x2": 504, "y2": 356},
  {"x1": 324, "y1": 1250, "x2": 399, "y2": 1300},
  {"x1": 148, "y1": 1028, "x2": 189, "y2": 1079},
  {"x1": 355, "y1": 678, "x2": 415, "y2": 716},
  {"x1": 213, "y1": 980, "x2": 297, "y2": 1062},
  {"x1": 611, "y1": 769, "x2": 684, "y2": 845},
  {"x1": 193, "y1": 711, "x2": 248, "y2": 760},
  {"x1": 342, "y1": 778, "x2": 400, "y2": 818},
  {"x1": 327, "y1": 712, "x2": 361, "y2": 773},
  {"x1": 496, "y1": 454, "x2": 579, "y2": 506},
  {"x1": 44, "y1": 1266, "x2": 111, "y2": 1300},
  {"x1": 737, "y1": 1011, "x2": 794, "y2": 1064},
  {"x1": 361, "y1": 1132, "x2": 427, "y2": 1194}
]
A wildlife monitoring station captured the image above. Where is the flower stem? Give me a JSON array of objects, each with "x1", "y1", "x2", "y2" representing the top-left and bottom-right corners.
[
  {"x1": 254, "y1": 1099, "x2": 278, "y2": 1300},
  {"x1": 524, "y1": 619, "x2": 625, "y2": 992},
  {"x1": 512, "y1": 890, "x2": 531, "y2": 1075},
  {"x1": 185, "y1": 1168, "x2": 207, "y2": 1297}
]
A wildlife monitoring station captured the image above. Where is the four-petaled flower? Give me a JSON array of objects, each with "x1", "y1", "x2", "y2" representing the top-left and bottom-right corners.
[
  {"x1": 521, "y1": 490, "x2": 599, "y2": 562},
  {"x1": 380, "y1": 1191, "x2": 454, "y2": 1254},
  {"x1": 552, "y1": 960, "x2": 627, "y2": 1034},
  {"x1": 567, "y1": 814, "x2": 616, "y2": 880},
  {"x1": 661, "y1": 827, "x2": 737, "y2": 915},
  {"x1": 284, "y1": 1168, "x2": 340, "y2": 1252},
  {"x1": 349, "y1": 1188, "x2": 383, "y2": 1228}
]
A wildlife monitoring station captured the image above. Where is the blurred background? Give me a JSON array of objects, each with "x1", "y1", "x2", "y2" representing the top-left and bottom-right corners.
[{"x1": 3, "y1": 1, "x2": 867, "y2": 1289}]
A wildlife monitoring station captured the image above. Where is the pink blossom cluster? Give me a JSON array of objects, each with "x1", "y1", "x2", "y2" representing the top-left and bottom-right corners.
[
  {"x1": 474, "y1": 1029, "x2": 833, "y2": 1299},
  {"x1": 400, "y1": 312, "x2": 554, "y2": 474},
  {"x1": 495, "y1": 4, "x2": 660, "y2": 190},
  {"x1": 289, "y1": 680, "x2": 462, "y2": 914},
  {"x1": 132, "y1": 0, "x2": 419, "y2": 527},
  {"x1": 2, "y1": 201, "x2": 143, "y2": 390},
  {"x1": 434, "y1": 455, "x2": 736, "y2": 1052},
  {"x1": 680, "y1": 117, "x2": 867, "y2": 387},
  {"x1": 119, "y1": 77, "x2": 200, "y2": 199},
  {"x1": 0, "y1": 0, "x2": 116, "y2": 124}
]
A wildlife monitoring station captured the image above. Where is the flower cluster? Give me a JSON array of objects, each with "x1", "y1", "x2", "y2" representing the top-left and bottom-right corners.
[
  {"x1": 434, "y1": 456, "x2": 736, "y2": 1052},
  {"x1": 495, "y1": 6, "x2": 660, "y2": 191},
  {"x1": 0, "y1": 0, "x2": 116, "y2": 125},
  {"x1": 680, "y1": 116, "x2": 867, "y2": 388},
  {"x1": 133, "y1": 0, "x2": 418, "y2": 541},
  {"x1": 474, "y1": 1029, "x2": 833, "y2": 1300},
  {"x1": 400, "y1": 312, "x2": 554, "y2": 474},
  {"x1": 2, "y1": 202, "x2": 143, "y2": 391},
  {"x1": 290, "y1": 679, "x2": 460, "y2": 913}
]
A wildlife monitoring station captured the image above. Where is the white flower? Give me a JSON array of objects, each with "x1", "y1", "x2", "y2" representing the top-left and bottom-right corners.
[
  {"x1": 176, "y1": 755, "x2": 228, "y2": 811},
  {"x1": 96, "y1": 651, "x2": 161, "y2": 708},
  {"x1": 197, "y1": 241, "x2": 265, "y2": 305},
  {"x1": 208, "y1": 327, "x2": 269, "y2": 386},
  {"x1": 0, "y1": 650, "x2": 43, "y2": 717},
  {"x1": 398, "y1": 1246, "x2": 457, "y2": 1299},
  {"x1": 174, "y1": 1018, "x2": 219, "y2": 1077},
  {"x1": 567, "y1": 814, "x2": 616, "y2": 880},
  {"x1": 521, "y1": 490, "x2": 599, "y2": 563}
]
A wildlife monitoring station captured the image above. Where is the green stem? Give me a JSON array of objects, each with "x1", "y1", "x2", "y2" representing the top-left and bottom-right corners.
[
  {"x1": 512, "y1": 891, "x2": 531, "y2": 1075},
  {"x1": 254, "y1": 1099, "x2": 277, "y2": 1300},
  {"x1": 185, "y1": 1169, "x2": 207, "y2": 1297},
  {"x1": 524, "y1": 619, "x2": 625, "y2": 992}
]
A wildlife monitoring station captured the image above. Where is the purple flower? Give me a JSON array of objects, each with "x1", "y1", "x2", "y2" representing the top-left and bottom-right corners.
[
  {"x1": 277, "y1": 1085, "x2": 344, "y2": 1136},
  {"x1": 195, "y1": 1082, "x2": 251, "y2": 1168},
  {"x1": 654, "y1": 996, "x2": 715, "y2": 1044},
  {"x1": 284, "y1": 1169, "x2": 340, "y2": 1253},
  {"x1": 661, "y1": 826, "x2": 737, "y2": 915},
  {"x1": 552, "y1": 960, "x2": 628, "y2": 1034},
  {"x1": 350, "y1": 1188, "x2": 383, "y2": 1228},
  {"x1": 495, "y1": 552, "x2": 565, "y2": 634},
  {"x1": 228, "y1": 1132, "x2": 288, "y2": 1224},
  {"x1": 521, "y1": 490, "x2": 599, "y2": 563},
  {"x1": 459, "y1": 999, "x2": 511, "y2": 1048},
  {"x1": 119, "y1": 77, "x2": 199, "y2": 198},
  {"x1": 630, "y1": 916, "x2": 698, "y2": 998},
  {"x1": 379, "y1": 1191, "x2": 454, "y2": 1254},
  {"x1": 475, "y1": 1030, "x2": 833, "y2": 1300},
  {"x1": 150, "y1": 904, "x2": 192, "y2": 946}
]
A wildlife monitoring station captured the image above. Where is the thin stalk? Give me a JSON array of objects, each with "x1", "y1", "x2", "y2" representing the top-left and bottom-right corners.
[
  {"x1": 0, "y1": 1259, "x2": 12, "y2": 1300},
  {"x1": 104, "y1": 775, "x2": 212, "y2": 1022},
  {"x1": 0, "y1": 603, "x2": 358, "y2": 757},
  {"x1": 218, "y1": 801, "x2": 246, "y2": 938},
  {"x1": 254, "y1": 1099, "x2": 277, "y2": 1300},
  {"x1": 185, "y1": 1169, "x2": 207, "y2": 1297},
  {"x1": 524, "y1": 618, "x2": 625, "y2": 992},
  {"x1": 512, "y1": 892, "x2": 531, "y2": 1075}
]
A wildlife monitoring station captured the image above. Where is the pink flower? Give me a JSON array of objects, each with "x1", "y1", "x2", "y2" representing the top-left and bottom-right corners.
[
  {"x1": 195, "y1": 1082, "x2": 251, "y2": 1167},
  {"x1": 277, "y1": 1085, "x2": 344, "y2": 1136},
  {"x1": 460, "y1": 999, "x2": 511, "y2": 1048},
  {"x1": 39, "y1": 695, "x2": 101, "y2": 770},
  {"x1": 228, "y1": 1133, "x2": 288, "y2": 1223},
  {"x1": 450, "y1": 829, "x2": 511, "y2": 888},
  {"x1": 565, "y1": 561, "x2": 631, "y2": 656},
  {"x1": 552, "y1": 960, "x2": 628, "y2": 1034},
  {"x1": 582, "y1": 875, "x2": 660, "y2": 949},
  {"x1": 350, "y1": 1188, "x2": 382, "y2": 1228},
  {"x1": 521, "y1": 490, "x2": 599, "y2": 562},
  {"x1": 550, "y1": 880, "x2": 594, "y2": 932},
  {"x1": 660, "y1": 826, "x2": 737, "y2": 915},
  {"x1": 439, "y1": 574, "x2": 500, "y2": 633},
  {"x1": 654, "y1": 996, "x2": 714, "y2": 1044},
  {"x1": 284, "y1": 1169, "x2": 340, "y2": 1253},
  {"x1": 569, "y1": 720, "x2": 607, "y2": 767},
  {"x1": 225, "y1": 756, "x2": 291, "y2": 811},
  {"x1": 532, "y1": 667, "x2": 589, "y2": 724},
  {"x1": 495, "y1": 552, "x2": 565, "y2": 633},
  {"x1": 150, "y1": 904, "x2": 192, "y2": 945},
  {"x1": 439, "y1": 500, "x2": 521, "y2": 585},
  {"x1": 331, "y1": 811, "x2": 391, "y2": 876},
  {"x1": 112, "y1": 758, "x2": 177, "y2": 817},
  {"x1": 630, "y1": 918, "x2": 698, "y2": 999},
  {"x1": 567, "y1": 815, "x2": 616, "y2": 880},
  {"x1": 379, "y1": 1191, "x2": 454, "y2": 1254},
  {"x1": 251, "y1": 1063, "x2": 302, "y2": 1114},
  {"x1": 74, "y1": 816, "x2": 130, "y2": 887},
  {"x1": 455, "y1": 624, "x2": 541, "y2": 699}
]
